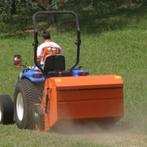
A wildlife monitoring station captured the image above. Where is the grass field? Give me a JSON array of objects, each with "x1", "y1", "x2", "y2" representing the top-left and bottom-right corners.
[{"x1": 1, "y1": 6, "x2": 147, "y2": 146}]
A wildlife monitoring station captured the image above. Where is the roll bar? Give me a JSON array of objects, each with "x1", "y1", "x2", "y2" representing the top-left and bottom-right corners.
[{"x1": 32, "y1": 10, "x2": 81, "y2": 73}]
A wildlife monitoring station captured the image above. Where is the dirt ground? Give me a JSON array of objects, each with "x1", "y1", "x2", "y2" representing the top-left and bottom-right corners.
[{"x1": 52, "y1": 118, "x2": 147, "y2": 147}]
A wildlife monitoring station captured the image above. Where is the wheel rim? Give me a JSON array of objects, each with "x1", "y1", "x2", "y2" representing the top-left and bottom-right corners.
[
  {"x1": 16, "y1": 93, "x2": 24, "y2": 121},
  {"x1": 0, "y1": 105, "x2": 2, "y2": 122}
]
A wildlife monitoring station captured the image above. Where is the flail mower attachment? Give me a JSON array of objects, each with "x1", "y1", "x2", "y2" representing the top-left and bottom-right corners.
[{"x1": 34, "y1": 75, "x2": 123, "y2": 131}]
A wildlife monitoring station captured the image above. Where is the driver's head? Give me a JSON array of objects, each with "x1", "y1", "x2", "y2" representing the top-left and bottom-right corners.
[{"x1": 42, "y1": 31, "x2": 51, "y2": 40}]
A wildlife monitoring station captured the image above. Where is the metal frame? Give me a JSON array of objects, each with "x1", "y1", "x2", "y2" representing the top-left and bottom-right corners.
[{"x1": 32, "y1": 10, "x2": 81, "y2": 73}]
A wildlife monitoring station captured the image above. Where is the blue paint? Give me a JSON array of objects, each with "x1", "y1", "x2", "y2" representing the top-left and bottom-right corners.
[{"x1": 19, "y1": 67, "x2": 45, "y2": 83}]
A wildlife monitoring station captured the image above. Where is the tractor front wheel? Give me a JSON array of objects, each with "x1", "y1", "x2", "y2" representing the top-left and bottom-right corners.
[
  {"x1": 0, "y1": 95, "x2": 14, "y2": 124},
  {"x1": 14, "y1": 79, "x2": 43, "y2": 129}
]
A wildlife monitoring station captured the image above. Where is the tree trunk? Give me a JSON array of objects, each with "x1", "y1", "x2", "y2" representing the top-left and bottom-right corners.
[
  {"x1": 11, "y1": 0, "x2": 16, "y2": 14},
  {"x1": 21, "y1": 0, "x2": 26, "y2": 3},
  {"x1": 49, "y1": 0, "x2": 52, "y2": 5},
  {"x1": 128, "y1": 0, "x2": 132, "y2": 7}
]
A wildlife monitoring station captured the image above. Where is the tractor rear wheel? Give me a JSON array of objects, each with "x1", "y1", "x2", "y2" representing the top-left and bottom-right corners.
[
  {"x1": 0, "y1": 95, "x2": 14, "y2": 124},
  {"x1": 14, "y1": 79, "x2": 43, "y2": 129}
]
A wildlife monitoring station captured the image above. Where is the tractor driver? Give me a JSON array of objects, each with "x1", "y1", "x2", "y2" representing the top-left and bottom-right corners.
[{"x1": 37, "y1": 31, "x2": 62, "y2": 65}]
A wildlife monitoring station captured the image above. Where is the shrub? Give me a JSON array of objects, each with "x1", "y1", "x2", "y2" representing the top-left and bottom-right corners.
[{"x1": 0, "y1": 0, "x2": 12, "y2": 22}]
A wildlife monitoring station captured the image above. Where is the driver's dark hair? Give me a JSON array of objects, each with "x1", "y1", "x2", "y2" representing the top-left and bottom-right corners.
[{"x1": 42, "y1": 31, "x2": 51, "y2": 39}]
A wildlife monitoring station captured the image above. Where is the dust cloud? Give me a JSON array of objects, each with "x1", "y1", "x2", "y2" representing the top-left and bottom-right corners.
[{"x1": 51, "y1": 115, "x2": 147, "y2": 147}]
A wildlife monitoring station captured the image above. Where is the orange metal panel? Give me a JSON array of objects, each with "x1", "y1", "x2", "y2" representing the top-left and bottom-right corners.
[
  {"x1": 50, "y1": 75, "x2": 123, "y2": 90},
  {"x1": 58, "y1": 99, "x2": 123, "y2": 120},
  {"x1": 40, "y1": 80, "x2": 58, "y2": 130},
  {"x1": 42, "y1": 75, "x2": 124, "y2": 131},
  {"x1": 57, "y1": 87, "x2": 123, "y2": 120},
  {"x1": 57, "y1": 88, "x2": 122, "y2": 102}
]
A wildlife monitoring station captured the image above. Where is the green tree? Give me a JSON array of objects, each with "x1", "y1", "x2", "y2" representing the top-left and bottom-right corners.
[{"x1": 0, "y1": 0, "x2": 12, "y2": 22}]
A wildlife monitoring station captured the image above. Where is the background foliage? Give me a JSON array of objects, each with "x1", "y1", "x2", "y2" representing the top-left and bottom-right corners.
[
  {"x1": 0, "y1": 0, "x2": 12, "y2": 22},
  {"x1": 0, "y1": 0, "x2": 147, "y2": 35}
]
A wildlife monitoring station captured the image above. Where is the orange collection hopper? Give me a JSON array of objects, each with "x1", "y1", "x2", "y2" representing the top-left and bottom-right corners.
[{"x1": 41, "y1": 75, "x2": 124, "y2": 131}]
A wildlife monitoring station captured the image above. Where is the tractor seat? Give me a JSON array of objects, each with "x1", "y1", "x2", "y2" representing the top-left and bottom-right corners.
[{"x1": 43, "y1": 54, "x2": 66, "y2": 76}]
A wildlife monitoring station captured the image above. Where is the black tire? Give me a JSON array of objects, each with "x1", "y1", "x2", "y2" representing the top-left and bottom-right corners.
[
  {"x1": 0, "y1": 95, "x2": 14, "y2": 124},
  {"x1": 14, "y1": 79, "x2": 43, "y2": 129}
]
